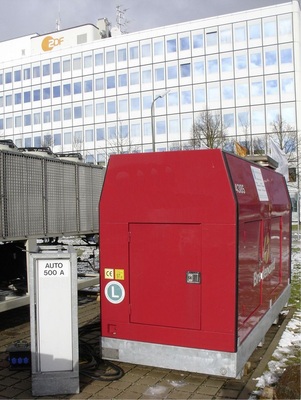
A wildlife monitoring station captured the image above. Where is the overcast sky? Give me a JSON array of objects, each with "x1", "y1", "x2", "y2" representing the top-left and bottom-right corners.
[{"x1": 0, "y1": 0, "x2": 289, "y2": 42}]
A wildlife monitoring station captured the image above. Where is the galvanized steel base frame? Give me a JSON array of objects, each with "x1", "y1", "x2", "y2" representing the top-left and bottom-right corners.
[{"x1": 101, "y1": 285, "x2": 290, "y2": 378}]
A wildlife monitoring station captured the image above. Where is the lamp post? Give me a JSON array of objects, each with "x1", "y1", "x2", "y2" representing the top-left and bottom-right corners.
[{"x1": 151, "y1": 90, "x2": 170, "y2": 152}]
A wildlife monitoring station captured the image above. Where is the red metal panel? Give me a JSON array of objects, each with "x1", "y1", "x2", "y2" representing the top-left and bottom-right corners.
[
  {"x1": 100, "y1": 150, "x2": 290, "y2": 355},
  {"x1": 129, "y1": 223, "x2": 202, "y2": 330},
  {"x1": 238, "y1": 220, "x2": 262, "y2": 328},
  {"x1": 224, "y1": 152, "x2": 291, "y2": 343}
]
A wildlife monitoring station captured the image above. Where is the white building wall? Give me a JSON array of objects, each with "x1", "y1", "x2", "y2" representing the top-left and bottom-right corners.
[{"x1": 0, "y1": 0, "x2": 299, "y2": 183}]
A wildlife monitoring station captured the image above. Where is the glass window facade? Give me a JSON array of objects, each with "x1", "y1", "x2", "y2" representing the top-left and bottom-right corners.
[{"x1": 0, "y1": 5, "x2": 298, "y2": 164}]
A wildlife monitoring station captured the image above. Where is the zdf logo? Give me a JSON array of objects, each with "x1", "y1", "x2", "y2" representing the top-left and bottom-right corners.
[{"x1": 41, "y1": 35, "x2": 64, "y2": 51}]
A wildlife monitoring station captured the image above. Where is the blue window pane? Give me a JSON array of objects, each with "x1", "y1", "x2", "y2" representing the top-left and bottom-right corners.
[
  {"x1": 53, "y1": 110, "x2": 61, "y2": 121},
  {"x1": 106, "y1": 51, "x2": 115, "y2": 64},
  {"x1": 238, "y1": 112, "x2": 249, "y2": 126},
  {"x1": 266, "y1": 79, "x2": 278, "y2": 95},
  {"x1": 251, "y1": 81, "x2": 263, "y2": 96},
  {"x1": 53, "y1": 62, "x2": 60, "y2": 74},
  {"x1": 280, "y1": 48, "x2": 292, "y2": 64},
  {"x1": 236, "y1": 55, "x2": 247, "y2": 70},
  {"x1": 74, "y1": 106, "x2": 82, "y2": 119},
  {"x1": 207, "y1": 59, "x2": 218, "y2": 74},
  {"x1": 96, "y1": 128, "x2": 104, "y2": 140},
  {"x1": 25, "y1": 137, "x2": 32, "y2": 147},
  {"x1": 181, "y1": 90, "x2": 191, "y2": 104},
  {"x1": 64, "y1": 108, "x2": 71, "y2": 120},
  {"x1": 250, "y1": 53, "x2": 262, "y2": 67},
  {"x1": 142, "y1": 70, "x2": 151, "y2": 83},
  {"x1": 15, "y1": 93, "x2": 21, "y2": 104},
  {"x1": 131, "y1": 98, "x2": 140, "y2": 111},
  {"x1": 85, "y1": 129, "x2": 94, "y2": 142},
  {"x1": 206, "y1": 32, "x2": 217, "y2": 46},
  {"x1": 63, "y1": 59, "x2": 71, "y2": 72},
  {"x1": 180, "y1": 37, "x2": 190, "y2": 51},
  {"x1": 120, "y1": 124, "x2": 128, "y2": 138},
  {"x1": 194, "y1": 61, "x2": 205, "y2": 76},
  {"x1": 180, "y1": 63, "x2": 191, "y2": 77},
  {"x1": 235, "y1": 26, "x2": 246, "y2": 42},
  {"x1": 265, "y1": 50, "x2": 277, "y2": 66},
  {"x1": 222, "y1": 85, "x2": 234, "y2": 100},
  {"x1": 195, "y1": 88, "x2": 205, "y2": 103},
  {"x1": 168, "y1": 66, "x2": 177, "y2": 80},
  {"x1": 193, "y1": 33, "x2": 203, "y2": 48},
  {"x1": 156, "y1": 120, "x2": 166, "y2": 134},
  {"x1": 118, "y1": 74, "x2": 127, "y2": 87},
  {"x1": 74, "y1": 82, "x2": 82, "y2": 94},
  {"x1": 64, "y1": 132, "x2": 72, "y2": 144},
  {"x1": 43, "y1": 64, "x2": 50, "y2": 76},
  {"x1": 5, "y1": 72, "x2": 12, "y2": 84},
  {"x1": 95, "y1": 78, "x2": 104, "y2": 90},
  {"x1": 221, "y1": 57, "x2": 233, "y2": 72},
  {"x1": 63, "y1": 84, "x2": 71, "y2": 96},
  {"x1": 33, "y1": 66, "x2": 40, "y2": 78},
  {"x1": 155, "y1": 68, "x2": 164, "y2": 81},
  {"x1": 237, "y1": 83, "x2": 249, "y2": 98},
  {"x1": 249, "y1": 23, "x2": 261, "y2": 40},
  {"x1": 118, "y1": 48, "x2": 127, "y2": 61},
  {"x1": 167, "y1": 39, "x2": 177, "y2": 53},
  {"x1": 130, "y1": 72, "x2": 139, "y2": 85},
  {"x1": 33, "y1": 89, "x2": 40, "y2": 101},
  {"x1": 108, "y1": 126, "x2": 116, "y2": 139},
  {"x1": 53, "y1": 85, "x2": 61, "y2": 97},
  {"x1": 130, "y1": 46, "x2": 138, "y2": 59},
  {"x1": 54, "y1": 133, "x2": 61, "y2": 145},
  {"x1": 264, "y1": 21, "x2": 276, "y2": 37},
  {"x1": 107, "y1": 101, "x2": 116, "y2": 114},
  {"x1": 281, "y1": 77, "x2": 294, "y2": 93},
  {"x1": 142, "y1": 44, "x2": 150, "y2": 57},
  {"x1": 168, "y1": 92, "x2": 179, "y2": 106},
  {"x1": 95, "y1": 52, "x2": 103, "y2": 66},
  {"x1": 23, "y1": 68, "x2": 31, "y2": 80},
  {"x1": 14, "y1": 70, "x2": 21, "y2": 82},
  {"x1": 34, "y1": 136, "x2": 41, "y2": 146},
  {"x1": 107, "y1": 76, "x2": 116, "y2": 89},
  {"x1": 24, "y1": 91, "x2": 31, "y2": 103},
  {"x1": 143, "y1": 95, "x2": 152, "y2": 110},
  {"x1": 224, "y1": 113, "x2": 234, "y2": 127},
  {"x1": 24, "y1": 114, "x2": 31, "y2": 126},
  {"x1": 43, "y1": 88, "x2": 50, "y2": 99},
  {"x1": 6, "y1": 95, "x2": 12, "y2": 106},
  {"x1": 154, "y1": 41, "x2": 163, "y2": 56},
  {"x1": 43, "y1": 111, "x2": 51, "y2": 123},
  {"x1": 84, "y1": 80, "x2": 93, "y2": 92}
]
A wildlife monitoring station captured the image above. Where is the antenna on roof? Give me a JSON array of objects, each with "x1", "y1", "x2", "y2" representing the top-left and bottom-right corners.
[
  {"x1": 116, "y1": 5, "x2": 129, "y2": 33},
  {"x1": 56, "y1": 0, "x2": 61, "y2": 31}
]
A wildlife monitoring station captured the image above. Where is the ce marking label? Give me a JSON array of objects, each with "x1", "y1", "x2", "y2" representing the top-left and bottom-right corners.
[{"x1": 104, "y1": 268, "x2": 114, "y2": 279}]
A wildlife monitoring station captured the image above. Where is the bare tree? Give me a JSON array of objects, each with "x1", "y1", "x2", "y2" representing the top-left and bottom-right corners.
[
  {"x1": 190, "y1": 110, "x2": 227, "y2": 149},
  {"x1": 100, "y1": 123, "x2": 141, "y2": 164},
  {"x1": 270, "y1": 114, "x2": 299, "y2": 183},
  {"x1": 270, "y1": 115, "x2": 297, "y2": 159}
]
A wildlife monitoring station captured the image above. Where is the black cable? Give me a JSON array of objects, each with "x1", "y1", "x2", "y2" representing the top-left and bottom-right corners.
[{"x1": 78, "y1": 320, "x2": 124, "y2": 381}]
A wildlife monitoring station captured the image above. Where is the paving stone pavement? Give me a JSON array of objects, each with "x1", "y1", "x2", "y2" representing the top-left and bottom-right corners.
[{"x1": 0, "y1": 296, "x2": 292, "y2": 400}]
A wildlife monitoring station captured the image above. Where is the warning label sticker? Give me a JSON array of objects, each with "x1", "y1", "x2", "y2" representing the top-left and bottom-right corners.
[
  {"x1": 251, "y1": 166, "x2": 269, "y2": 202},
  {"x1": 104, "y1": 268, "x2": 125, "y2": 280}
]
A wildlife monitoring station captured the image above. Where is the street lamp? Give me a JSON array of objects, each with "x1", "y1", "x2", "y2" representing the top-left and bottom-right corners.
[{"x1": 151, "y1": 90, "x2": 170, "y2": 152}]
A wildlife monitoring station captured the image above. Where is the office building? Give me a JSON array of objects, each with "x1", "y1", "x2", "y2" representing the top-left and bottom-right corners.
[{"x1": 0, "y1": 1, "x2": 300, "y2": 205}]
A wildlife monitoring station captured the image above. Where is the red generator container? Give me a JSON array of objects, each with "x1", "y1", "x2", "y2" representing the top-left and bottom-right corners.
[{"x1": 99, "y1": 149, "x2": 291, "y2": 378}]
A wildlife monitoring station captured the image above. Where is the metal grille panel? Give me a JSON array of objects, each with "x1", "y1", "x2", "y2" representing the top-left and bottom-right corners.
[{"x1": 0, "y1": 150, "x2": 104, "y2": 241}]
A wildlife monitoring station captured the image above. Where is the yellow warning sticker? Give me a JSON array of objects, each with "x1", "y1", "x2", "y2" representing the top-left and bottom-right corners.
[
  {"x1": 104, "y1": 268, "x2": 114, "y2": 280},
  {"x1": 115, "y1": 269, "x2": 125, "y2": 280}
]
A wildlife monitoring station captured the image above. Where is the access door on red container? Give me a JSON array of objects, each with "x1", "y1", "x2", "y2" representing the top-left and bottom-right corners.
[{"x1": 129, "y1": 223, "x2": 202, "y2": 330}]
